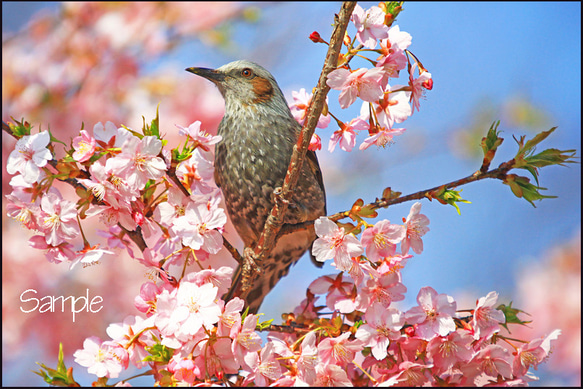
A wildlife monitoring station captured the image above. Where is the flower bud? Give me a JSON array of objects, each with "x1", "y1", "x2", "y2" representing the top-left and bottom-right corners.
[{"x1": 309, "y1": 31, "x2": 323, "y2": 43}]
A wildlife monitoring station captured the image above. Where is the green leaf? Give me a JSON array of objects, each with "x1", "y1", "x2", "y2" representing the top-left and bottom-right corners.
[
  {"x1": 497, "y1": 302, "x2": 532, "y2": 332},
  {"x1": 33, "y1": 343, "x2": 79, "y2": 386},
  {"x1": 503, "y1": 174, "x2": 556, "y2": 207},
  {"x1": 7, "y1": 117, "x2": 32, "y2": 137},
  {"x1": 480, "y1": 121, "x2": 503, "y2": 156},
  {"x1": 144, "y1": 343, "x2": 174, "y2": 363},
  {"x1": 144, "y1": 104, "x2": 161, "y2": 138}
]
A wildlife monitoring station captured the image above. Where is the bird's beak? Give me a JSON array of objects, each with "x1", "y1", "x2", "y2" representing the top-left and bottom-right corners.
[{"x1": 185, "y1": 67, "x2": 225, "y2": 83}]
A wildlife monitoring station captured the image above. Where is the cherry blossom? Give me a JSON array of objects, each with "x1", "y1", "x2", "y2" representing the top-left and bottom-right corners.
[
  {"x1": 401, "y1": 201, "x2": 430, "y2": 255},
  {"x1": 244, "y1": 342, "x2": 283, "y2": 386},
  {"x1": 28, "y1": 235, "x2": 76, "y2": 264},
  {"x1": 175, "y1": 148, "x2": 215, "y2": 194},
  {"x1": 39, "y1": 191, "x2": 80, "y2": 246},
  {"x1": 471, "y1": 291, "x2": 506, "y2": 340},
  {"x1": 72, "y1": 130, "x2": 97, "y2": 162},
  {"x1": 176, "y1": 121, "x2": 222, "y2": 151},
  {"x1": 408, "y1": 62, "x2": 433, "y2": 113},
  {"x1": 327, "y1": 67, "x2": 386, "y2": 108},
  {"x1": 230, "y1": 313, "x2": 262, "y2": 370},
  {"x1": 314, "y1": 363, "x2": 353, "y2": 387},
  {"x1": 426, "y1": 330, "x2": 474, "y2": 372},
  {"x1": 6, "y1": 131, "x2": 52, "y2": 184},
  {"x1": 360, "y1": 90, "x2": 412, "y2": 130},
  {"x1": 360, "y1": 219, "x2": 406, "y2": 261},
  {"x1": 70, "y1": 244, "x2": 115, "y2": 270},
  {"x1": 513, "y1": 329, "x2": 561, "y2": 376},
  {"x1": 289, "y1": 88, "x2": 331, "y2": 129},
  {"x1": 405, "y1": 286, "x2": 457, "y2": 340},
  {"x1": 351, "y1": 4, "x2": 389, "y2": 49},
  {"x1": 312, "y1": 217, "x2": 364, "y2": 271},
  {"x1": 5, "y1": 189, "x2": 41, "y2": 230},
  {"x1": 73, "y1": 336, "x2": 129, "y2": 379},
  {"x1": 355, "y1": 303, "x2": 404, "y2": 360},
  {"x1": 317, "y1": 332, "x2": 363, "y2": 365},
  {"x1": 171, "y1": 196, "x2": 227, "y2": 254},
  {"x1": 105, "y1": 134, "x2": 166, "y2": 191},
  {"x1": 309, "y1": 133, "x2": 323, "y2": 151},
  {"x1": 329, "y1": 117, "x2": 368, "y2": 152},
  {"x1": 375, "y1": 26, "x2": 412, "y2": 76}
]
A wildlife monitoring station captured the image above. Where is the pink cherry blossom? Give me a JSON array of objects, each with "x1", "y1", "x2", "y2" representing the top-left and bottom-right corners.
[
  {"x1": 359, "y1": 127, "x2": 406, "y2": 150},
  {"x1": 405, "y1": 286, "x2": 457, "y2": 340},
  {"x1": 289, "y1": 88, "x2": 331, "y2": 129},
  {"x1": 513, "y1": 329, "x2": 561, "y2": 376},
  {"x1": 408, "y1": 62, "x2": 433, "y2": 113},
  {"x1": 328, "y1": 117, "x2": 368, "y2": 152},
  {"x1": 28, "y1": 235, "x2": 76, "y2": 264},
  {"x1": 70, "y1": 244, "x2": 115, "y2": 270},
  {"x1": 174, "y1": 282, "x2": 222, "y2": 335},
  {"x1": 327, "y1": 67, "x2": 386, "y2": 108},
  {"x1": 73, "y1": 336, "x2": 129, "y2": 378},
  {"x1": 464, "y1": 344, "x2": 513, "y2": 379},
  {"x1": 355, "y1": 303, "x2": 404, "y2": 360},
  {"x1": 314, "y1": 363, "x2": 353, "y2": 387},
  {"x1": 360, "y1": 90, "x2": 412, "y2": 130},
  {"x1": 175, "y1": 120, "x2": 222, "y2": 152},
  {"x1": 154, "y1": 282, "x2": 221, "y2": 348},
  {"x1": 5, "y1": 189, "x2": 41, "y2": 230},
  {"x1": 309, "y1": 133, "x2": 322, "y2": 151},
  {"x1": 105, "y1": 134, "x2": 166, "y2": 191},
  {"x1": 134, "y1": 281, "x2": 166, "y2": 315},
  {"x1": 375, "y1": 26, "x2": 412, "y2": 76},
  {"x1": 317, "y1": 332, "x2": 363, "y2": 365},
  {"x1": 171, "y1": 197, "x2": 227, "y2": 254},
  {"x1": 378, "y1": 361, "x2": 433, "y2": 386},
  {"x1": 40, "y1": 191, "x2": 80, "y2": 246},
  {"x1": 175, "y1": 148, "x2": 215, "y2": 194},
  {"x1": 92, "y1": 121, "x2": 120, "y2": 145},
  {"x1": 106, "y1": 315, "x2": 156, "y2": 369},
  {"x1": 401, "y1": 201, "x2": 430, "y2": 255},
  {"x1": 361, "y1": 219, "x2": 406, "y2": 261},
  {"x1": 426, "y1": 330, "x2": 474, "y2": 372},
  {"x1": 72, "y1": 130, "x2": 97, "y2": 162},
  {"x1": 312, "y1": 217, "x2": 364, "y2": 271},
  {"x1": 471, "y1": 291, "x2": 506, "y2": 340},
  {"x1": 218, "y1": 297, "x2": 244, "y2": 336},
  {"x1": 351, "y1": 4, "x2": 389, "y2": 49},
  {"x1": 360, "y1": 271, "x2": 406, "y2": 308},
  {"x1": 192, "y1": 336, "x2": 240, "y2": 378},
  {"x1": 297, "y1": 331, "x2": 319, "y2": 385},
  {"x1": 244, "y1": 342, "x2": 284, "y2": 386},
  {"x1": 6, "y1": 130, "x2": 52, "y2": 184},
  {"x1": 187, "y1": 266, "x2": 233, "y2": 297},
  {"x1": 167, "y1": 356, "x2": 198, "y2": 385},
  {"x1": 231, "y1": 313, "x2": 262, "y2": 370}
]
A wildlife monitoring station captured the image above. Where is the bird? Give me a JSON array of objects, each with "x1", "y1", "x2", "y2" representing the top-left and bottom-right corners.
[{"x1": 186, "y1": 60, "x2": 327, "y2": 313}]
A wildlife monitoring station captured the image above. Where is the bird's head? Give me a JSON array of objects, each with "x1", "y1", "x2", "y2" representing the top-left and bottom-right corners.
[{"x1": 186, "y1": 60, "x2": 291, "y2": 116}]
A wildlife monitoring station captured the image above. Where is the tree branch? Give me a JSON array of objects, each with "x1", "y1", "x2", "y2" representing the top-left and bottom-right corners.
[{"x1": 238, "y1": 1, "x2": 357, "y2": 292}]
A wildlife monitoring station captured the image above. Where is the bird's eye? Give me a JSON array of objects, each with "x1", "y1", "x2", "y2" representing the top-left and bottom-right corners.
[{"x1": 241, "y1": 68, "x2": 253, "y2": 78}]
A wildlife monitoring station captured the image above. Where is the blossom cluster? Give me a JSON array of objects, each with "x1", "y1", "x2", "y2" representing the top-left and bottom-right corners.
[
  {"x1": 289, "y1": 3, "x2": 432, "y2": 153},
  {"x1": 4, "y1": 2, "x2": 563, "y2": 387},
  {"x1": 71, "y1": 263, "x2": 560, "y2": 386}
]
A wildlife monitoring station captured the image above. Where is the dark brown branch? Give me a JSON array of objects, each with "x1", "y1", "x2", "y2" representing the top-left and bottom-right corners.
[
  {"x1": 238, "y1": 2, "x2": 358, "y2": 292},
  {"x1": 331, "y1": 164, "x2": 513, "y2": 222}
]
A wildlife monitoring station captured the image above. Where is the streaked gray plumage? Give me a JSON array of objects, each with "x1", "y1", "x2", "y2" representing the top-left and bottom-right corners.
[{"x1": 186, "y1": 60, "x2": 326, "y2": 312}]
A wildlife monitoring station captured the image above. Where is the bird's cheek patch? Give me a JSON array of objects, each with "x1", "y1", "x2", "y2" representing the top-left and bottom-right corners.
[{"x1": 250, "y1": 76, "x2": 274, "y2": 104}]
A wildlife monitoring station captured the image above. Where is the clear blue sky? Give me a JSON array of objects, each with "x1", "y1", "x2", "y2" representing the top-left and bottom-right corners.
[{"x1": 3, "y1": 2, "x2": 580, "y2": 386}]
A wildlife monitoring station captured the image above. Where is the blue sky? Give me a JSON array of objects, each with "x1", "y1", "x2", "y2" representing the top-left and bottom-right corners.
[{"x1": 3, "y1": 2, "x2": 581, "y2": 386}]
